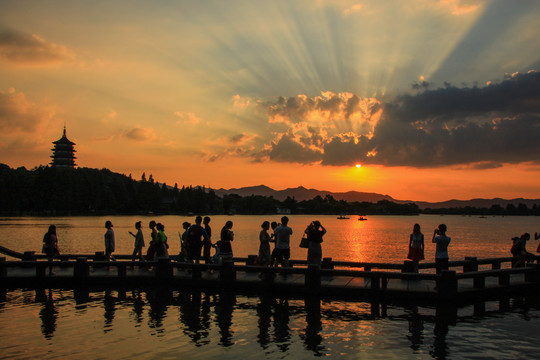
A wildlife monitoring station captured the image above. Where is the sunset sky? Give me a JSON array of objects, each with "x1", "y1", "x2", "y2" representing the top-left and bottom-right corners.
[{"x1": 1, "y1": 0, "x2": 540, "y2": 202}]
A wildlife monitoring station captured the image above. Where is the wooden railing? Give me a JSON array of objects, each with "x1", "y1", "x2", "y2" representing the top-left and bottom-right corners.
[{"x1": 1, "y1": 254, "x2": 539, "y2": 304}]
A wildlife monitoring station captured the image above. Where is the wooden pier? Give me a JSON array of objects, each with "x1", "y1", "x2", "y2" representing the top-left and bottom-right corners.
[{"x1": 1, "y1": 246, "x2": 539, "y2": 305}]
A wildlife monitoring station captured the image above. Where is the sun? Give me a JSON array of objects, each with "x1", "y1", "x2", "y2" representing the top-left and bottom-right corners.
[{"x1": 355, "y1": 164, "x2": 362, "y2": 168}]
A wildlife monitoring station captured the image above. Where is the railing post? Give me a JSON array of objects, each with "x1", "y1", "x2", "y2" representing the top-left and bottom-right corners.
[
  {"x1": 525, "y1": 263, "x2": 540, "y2": 283},
  {"x1": 36, "y1": 262, "x2": 46, "y2": 278},
  {"x1": 117, "y1": 262, "x2": 127, "y2": 278},
  {"x1": 262, "y1": 268, "x2": 275, "y2": 283},
  {"x1": 464, "y1": 257, "x2": 478, "y2": 272},
  {"x1": 94, "y1": 251, "x2": 106, "y2": 261},
  {"x1": 437, "y1": 270, "x2": 457, "y2": 298},
  {"x1": 305, "y1": 264, "x2": 321, "y2": 294},
  {"x1": 219, "y1": 259, "x2": 236, "y2": 283},
  {"x1": 0, "y1": 257, "x2": 6, "y2": 277},
  {"x1": 74, "y1": 257, "x2": 89, "y2": 278},
  {"x1": 492, "y1": 261, "x2": 501, "y2": 270},
  {"x1": 156, "y1": 258, "x2": 173, "y2": 278},
  {"x1": 191, "y1": 265, "x2": 201, "y2": 280},
  {"x1": 402, "y1": 260, "x2": 418, "y2": 273},
  {"x1": 370, "y1": 274, "x2": 380, "y2": 290},
  {"x1": 499, "y1": 272, "x2": 510, "y2": 286},
  {"x1": 473, "y1": 301, "x2": 486, "y2": 316},
  {"x1": 364, "y1": 266, "x2": 372, "y2": 272},
  {"x1": 321, "y1": 257, "x2": 334, "y2": 270},
  {"x1": 23, "y1": 251, "x2": 36, "y2": 261},
  {"x1": 247, "y1": 255, "x2": 258, "y2": 265},
  {"x1": 473, "y1": 275, "x2": 485, "y2": 289}
]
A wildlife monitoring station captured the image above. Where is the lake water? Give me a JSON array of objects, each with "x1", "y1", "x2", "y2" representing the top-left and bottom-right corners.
[{"x1": 1, "y1": 215, "x2": 540, "y2": 359}]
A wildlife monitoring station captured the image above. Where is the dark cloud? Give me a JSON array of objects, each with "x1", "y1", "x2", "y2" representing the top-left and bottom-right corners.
[
  {"x1": 0, "y1": 30, "x2": 74, "y2": 65},
  {"x1": 267, "y1": 133, "x2": 322, "y2": 163},
  {"x1": 392, "y1": 71, "x2": 540, "y2": 122},
  {"x1": 361, "y1": 71, "x2": 540, "y2": 167},
  {"x1": 229, "y1": 133, "x2": 248, "y2": 144},
  {"x1": 468, "y1": 162, "x2": 503, "y2": 170},
  {"x1": 321, "y1": 135, "x2": 371, "y2": 166},
  {"x1": 324, "y1": 71, "x2": 540, "y2": 167},
  {"x1": 223, "y1": 71, "x2": 540, "y2": 168}
]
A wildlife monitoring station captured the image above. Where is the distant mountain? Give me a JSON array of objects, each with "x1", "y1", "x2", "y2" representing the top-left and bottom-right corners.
[
  {"x1": 415, "y1": 198, "x2": 540, "y2": 210},
  {"x1": 213, "y1": 185, "x2": 540, "y2": 209},
  {"x1": 214, "y1": 185, "x2": 399, "y2": 203}
]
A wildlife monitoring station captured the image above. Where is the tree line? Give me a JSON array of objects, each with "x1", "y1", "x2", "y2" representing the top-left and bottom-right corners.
[{"x1": 0, "y1": 164, "x2": 538, "y2": 216}]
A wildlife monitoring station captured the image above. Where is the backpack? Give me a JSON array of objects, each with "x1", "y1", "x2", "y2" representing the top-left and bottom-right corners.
[{"x1": 187, "y1": 226, "x2": 202, "y2": 248}]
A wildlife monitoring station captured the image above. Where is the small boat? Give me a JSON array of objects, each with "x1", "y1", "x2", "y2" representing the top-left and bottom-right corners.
[
  {"x1": 337, "y1": 215, "x2": 350, "y2": 219},
  {"x1": 358, "y1": 216, "x2": 368, "y2": 221}
]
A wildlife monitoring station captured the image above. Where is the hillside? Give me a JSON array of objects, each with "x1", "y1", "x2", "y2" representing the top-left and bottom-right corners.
[
  {"x1": 213, "y1": 185, "x2": 396, "y2": 203},
  {"x1": 213, "y1": 185, "x2": 540, "y2": 210}
]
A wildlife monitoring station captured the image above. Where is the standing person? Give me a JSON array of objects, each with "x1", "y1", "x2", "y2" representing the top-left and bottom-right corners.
[
  {"x1": 186, "y1": 216, "x2": 209, "y2": 263},
  {"x1": 306, "y1": 220, "x2": 326, "y2": 266},
  {"x1": 104, "y1": 220, "x2": 116, "y2": 261},
  {"x1": 258, "y1": 221, "x2": 271, "y2": 266},
  {"x1": 128, "y1": 221, "x2": 145, "y2": 262},
  {"x1": 203, "y1": 216, "x2": 213, "y2": 264},
  {"x1": 220, "y1": 220, "x2": 234, "y2": 260},
  {"x1": 274, "y1": 216, "x2": 293, "y2": 268},
  {"x1": 146, "y1": 220, "x2": 158, "y2": 261},
  {"x1": 407, "y1": 224, "x2": 425, "y2": 264},
  {"x1": 432, "y1": 224, "x2": 450, "y2": 274},
  {"x1": 42, "y1": 225, "x2": 59, "y2": 275},
  {"x1": 178, "y1": 221, "x2": 191, "y2": 262},
  {"x1": 270, "y1": 221, "x2": 279, "y2": 267},
  {"x1": 155, "y1": 223, "x2": 169, "y2": 259}
]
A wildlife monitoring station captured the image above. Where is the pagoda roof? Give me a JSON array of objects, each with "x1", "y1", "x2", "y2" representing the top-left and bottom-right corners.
[{"x1": 53, "y1": 126, "x2": 76, "y2": 145}]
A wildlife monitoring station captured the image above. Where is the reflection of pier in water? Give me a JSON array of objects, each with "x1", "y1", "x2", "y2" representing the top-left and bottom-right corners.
[{"x1": 30, "y1": 287, "x2": 540, "y2": 358}]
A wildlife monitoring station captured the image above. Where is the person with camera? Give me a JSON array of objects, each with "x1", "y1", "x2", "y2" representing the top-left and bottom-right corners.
[
  {"x1": 305, "y1": 220, "x2": 326, "y2": 266},
  {"x1": 432, "y1": 224, "x2": 451, "y2": 274}
]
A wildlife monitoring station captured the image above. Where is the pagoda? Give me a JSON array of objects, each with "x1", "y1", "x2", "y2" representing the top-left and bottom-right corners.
[{"x1": 50, "y1": 126, "x2": 77, "y2": 168}]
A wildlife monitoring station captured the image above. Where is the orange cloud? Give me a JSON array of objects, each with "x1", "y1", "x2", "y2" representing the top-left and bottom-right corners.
[
  {"x1": 0, "y1": 88, "x2": 56, "y2": 132},
  {"x1": 123, "y1": 126, "x2": 157, "y2": 142},
  {"x1": 174, "y1": 111, "x2": 201, "y2": 125},
  {"x1": 438, "y1": 0, "x2": 481, "y2": 16},
  {"x1": 232, "y1": 94, "x2": 251, "y2": 109}
]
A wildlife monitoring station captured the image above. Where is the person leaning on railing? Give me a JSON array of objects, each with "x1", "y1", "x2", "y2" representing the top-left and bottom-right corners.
[{"x1": 511, "y1": 233, "x2": 534, "y2": 267}]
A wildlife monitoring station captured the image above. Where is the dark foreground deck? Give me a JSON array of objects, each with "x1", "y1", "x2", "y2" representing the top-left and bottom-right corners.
[{"x1": 1, "y1": 247, "x2": 539, "y2": 306}]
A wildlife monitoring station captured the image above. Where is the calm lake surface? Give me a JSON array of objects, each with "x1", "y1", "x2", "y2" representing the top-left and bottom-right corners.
[{"x1": 1, "y1": 215, "x2": 540, "y2": 359}]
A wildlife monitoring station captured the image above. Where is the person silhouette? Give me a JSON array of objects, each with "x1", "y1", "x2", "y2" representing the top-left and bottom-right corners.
[
  {"x1": 407, "y1": 223, "x2": 425, "y2": 264},
  {"x1": 128, "y1": 221, "x2": 145, "y2": 262},
  {"x1": 432, "y1": 224, "x2": 450, "y2": 274},
  {"x1": 104, "y1": 220, "x2": 116, "y2": 262}
]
